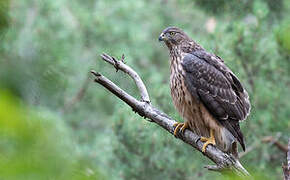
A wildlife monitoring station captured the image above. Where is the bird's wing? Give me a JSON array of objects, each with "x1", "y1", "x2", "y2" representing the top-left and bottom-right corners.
[{"x1": 181, "y1": 50, "x2": 250, "y2": 150}]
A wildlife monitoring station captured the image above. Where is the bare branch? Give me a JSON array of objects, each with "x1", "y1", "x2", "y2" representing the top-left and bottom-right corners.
[
  {"x1": 91, "y1": 53, "x2": 251, "y2": 177},
  {"x1": 100, "y1": 53, "x2": 150, "y2": 103},
  {"x1": 283, "y1": 139, "x2": 290, "y2": 180},
  {"x1": 239, "y1": 134, "x2": 288, "y2": 158},
  {"x1": 262, "y1": 135, "x2": 288, "y2": 153}
]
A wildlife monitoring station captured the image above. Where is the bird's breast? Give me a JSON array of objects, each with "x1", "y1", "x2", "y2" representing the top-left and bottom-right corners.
[
  {"x1": 169, "y1": 53, "x2": 220, "y2": 137},
  {"x1": 169, "y1": 54, "x2": 192, "y2": 118}
]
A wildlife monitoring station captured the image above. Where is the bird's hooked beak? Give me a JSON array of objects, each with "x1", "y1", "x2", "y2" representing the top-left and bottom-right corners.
[{"x1": 158, "y1": 32, "x2": 167, "y2": 42}]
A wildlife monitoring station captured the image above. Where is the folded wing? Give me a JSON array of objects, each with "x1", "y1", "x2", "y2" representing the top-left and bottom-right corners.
[{"x1": 181, "y1": 50, "x2": 251, "y2": 150}]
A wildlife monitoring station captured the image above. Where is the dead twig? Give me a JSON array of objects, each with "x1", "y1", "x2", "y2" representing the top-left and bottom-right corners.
[
  {"x1": 282, "y1": 139, "x2": 289, "y2": 180},
  {"x1": 262, "y1": 134, "x2": 288, "y2": 153}
]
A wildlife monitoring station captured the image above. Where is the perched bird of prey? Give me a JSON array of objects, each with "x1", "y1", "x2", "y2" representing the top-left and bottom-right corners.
[{"x1": 159, "y1": 27, "x2": 250, "y2": 156}]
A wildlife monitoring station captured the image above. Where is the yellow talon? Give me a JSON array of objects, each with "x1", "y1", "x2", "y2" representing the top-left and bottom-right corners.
[
  {"x1": 173, "y1": 122, "x2": 189, "y2": 136},
  {"x1": 180, "y1": 122, "x2": 189, "y2": 133},
  {"x1": 200, "y1": 129, "x2": 216, "y2": 152}
]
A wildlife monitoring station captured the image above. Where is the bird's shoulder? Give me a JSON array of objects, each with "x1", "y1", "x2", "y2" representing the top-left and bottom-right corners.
[
  {"x1": 182, "y1": 50, "x2": 226, "y2": 72},
  {"x1": 181, "y1": 50, "x2": 243, "y2": 91},
  {"x1": 181, "y1": 49, "x2": 250, "y2": 121},
  {"x1": 181, "y1": 50, "x2": 230, "y2": 88}
]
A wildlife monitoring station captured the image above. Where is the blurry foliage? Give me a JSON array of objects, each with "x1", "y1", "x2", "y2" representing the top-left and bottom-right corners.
[
  {"x1": 276, "y1": 20, "x2": 290, "y2": 55},
  {"x1": 0, "y1": 91, "x2": 103, "y2": 180},
  {"x1": 194, "y1": 0, "x2": 285, "y2": 19},
  {"x1": 0, "y1": 0, "x2": 10, "y2": 33},
  {"x1": 0, "y1": 0, "x2": 289, "y2": 179}
]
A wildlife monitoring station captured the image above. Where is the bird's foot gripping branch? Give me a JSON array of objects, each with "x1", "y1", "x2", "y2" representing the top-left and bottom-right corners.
[{"x1": 91, "y1": 53, "x2": 251, "y2": 178}]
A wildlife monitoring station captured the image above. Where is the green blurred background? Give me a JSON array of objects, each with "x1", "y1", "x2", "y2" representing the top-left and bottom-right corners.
[{"x1": 0, "y1": 0, "x2": 289, "y2": 179}]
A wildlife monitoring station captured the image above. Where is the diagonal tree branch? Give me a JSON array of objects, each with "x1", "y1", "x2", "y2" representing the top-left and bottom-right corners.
[
  {"x1": 91, "y1": 53, "x2": 251, "y2": 177},
  {"x1": 100, "y1": 53, "x2": 150, "y2": 103}
]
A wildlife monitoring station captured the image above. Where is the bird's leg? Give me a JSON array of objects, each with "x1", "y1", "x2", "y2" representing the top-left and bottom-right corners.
[
  {"x1": 173, "y1": 121, "x2": 189, "y2": 136},
  {"x1": 200, "y1": 129, "x2": 216, "y2": 152}
]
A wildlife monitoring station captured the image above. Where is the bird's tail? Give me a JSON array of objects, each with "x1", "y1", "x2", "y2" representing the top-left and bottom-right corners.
[{"x1": 221, "y1": 120, "x2": 245, "y2": 152}]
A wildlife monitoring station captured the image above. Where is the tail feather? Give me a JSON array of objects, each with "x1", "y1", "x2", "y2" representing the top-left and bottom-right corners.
[{"x1": 221, "y1": 120, "x2": 245, "y2": 151}]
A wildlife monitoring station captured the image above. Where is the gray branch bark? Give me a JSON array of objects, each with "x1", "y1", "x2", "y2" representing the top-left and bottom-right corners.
[
  {"x1": 91, "y1": 53, "x2": 251, "y2": 177},
  {"x1": 283, "y1": 139, "x2": 290, "y2": 180}
]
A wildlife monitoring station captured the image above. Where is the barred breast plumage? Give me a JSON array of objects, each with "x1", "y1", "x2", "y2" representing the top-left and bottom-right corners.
[{"x1": 169, "y1": 48, "x2": 235, "y2": 152}]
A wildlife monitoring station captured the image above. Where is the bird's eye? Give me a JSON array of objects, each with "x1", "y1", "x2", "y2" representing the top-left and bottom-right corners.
[{"x1": 170, "y1": 32, "x2": 175, "y2": 36}]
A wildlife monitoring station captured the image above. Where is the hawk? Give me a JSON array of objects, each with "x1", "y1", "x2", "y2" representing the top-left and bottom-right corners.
[{"x1": 159, "y1": 27, "x2": 250, "y2": 156}]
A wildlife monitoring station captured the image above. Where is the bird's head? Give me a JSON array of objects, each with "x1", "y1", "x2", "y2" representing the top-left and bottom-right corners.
[{"x1": 159, "y1": 27, "x2": 191, "y2": 48}]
